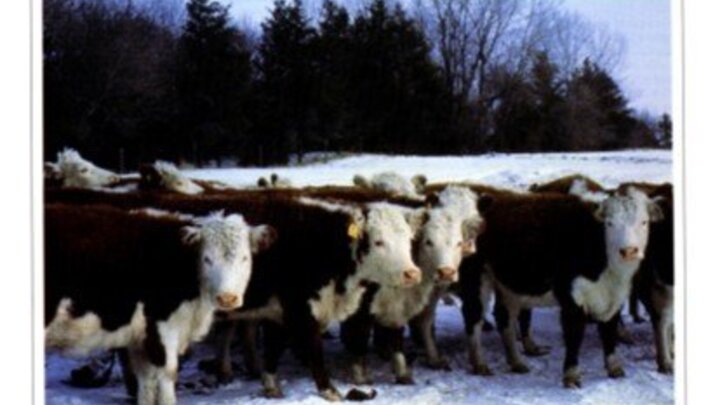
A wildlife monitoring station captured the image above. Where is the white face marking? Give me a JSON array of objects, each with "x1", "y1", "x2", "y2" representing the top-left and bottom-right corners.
[
  {"x1": 153, "y1": 161, "x2": 203, "y2": 195},
  {"x1": 357, "y1": 203, "x2": 424, "y2": 287},
  {"x1": 183, "y1": 213, "x2": 275, "y2": 310},
  {"x1": 417, "y1": 209, "x2": 466, "y2": 283},
  {"x1": 56, "y1": 148, "x2": 119, "y2": 188},
  {"x1": 596, "y1": 188, "x2": 661, "y2": 268}
]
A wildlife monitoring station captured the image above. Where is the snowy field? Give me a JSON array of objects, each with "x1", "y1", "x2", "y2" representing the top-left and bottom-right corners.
[{"x1": 45, "y1": 150, "x2": 675, "y2": 405}]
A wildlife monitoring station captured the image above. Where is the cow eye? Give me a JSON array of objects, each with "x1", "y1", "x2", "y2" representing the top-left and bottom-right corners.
[
  {"x1": 242, "y1": 255, "x2": 249, "y2": 262},
  {"x1": 425, "y1": 239, "x2": 433, "y2": 247},
  {"x1": 456, "y1": 241, "x2": 463, "y2": 248},
  {"x1": 374, "y1": 240, "x2": 385, "y2": 247},
  {"x1": 80, "y1": 167, "x2": 89, "y2": 174},
  {"x1": 642, "y1": 221, "x2": 648, "y2": 226},
  {"x1": 203, "y1": 256, "x2": 212, "y2": 265}
]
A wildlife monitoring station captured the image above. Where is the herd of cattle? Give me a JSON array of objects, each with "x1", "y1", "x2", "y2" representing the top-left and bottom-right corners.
[{"x1": 44, "y1": 148, "x2": 674, "y2": 405}]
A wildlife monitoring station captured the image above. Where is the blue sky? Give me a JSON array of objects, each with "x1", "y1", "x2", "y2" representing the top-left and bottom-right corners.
[{"x1": 227, "y1": 0, "x2": 671, "y2": 116}]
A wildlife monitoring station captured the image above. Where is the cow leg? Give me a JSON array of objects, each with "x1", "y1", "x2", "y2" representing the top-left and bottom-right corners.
[
  {"x1": 650, "y1": 288, "x2": 674, "y2": 374},
  {"x1": 241, "y1": 320, "x2": 261, "y2": 378},
  {"x1": 419, "y1": 289, "x2": 450, "y2": 370},
  {"x1": 460, "y1": 267, "x2": 492, "y2": 376},
  {"x1": 519, "y1": 309, "x2": 551, "y2": 357},
  {"x1": 128, "y1": 349, "x2": 159, "y2": 405},
  {"x1": 118, "y1": 348, "x2": 138, "y2": 399},
  {"x1": 340, "y1": 311, "x2": 374, "y2": 385},
  {"x1": 211, "y1": 320, "x2": 238, "y2": 384},
  {"x1": 561, "y1": 305, "x2": 587, "y2": 388},
  {"x1": 598, "y1": 313, "x2": 625, "y2": 379},
  {"x1": 261, "y1": 322, "x2": 287, "y2": 399},
  {"x1": 495, "y1": 295, "x2": 529, "y2": 373},
  {"x1": 379, "y1": 325, "x2": 413, "y2": 385}
]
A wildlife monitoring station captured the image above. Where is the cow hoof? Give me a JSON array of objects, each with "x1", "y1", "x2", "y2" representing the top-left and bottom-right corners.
[
  {"x1": 510, "y1": 362, "x2": 530, "y2": 374},
  {"x1": 320, "y1": 387, "x2": 343, "y2": 402},
  {"x1": 426, "y1": 357, "x2": 451, "y2": 371},
  {"x1": 562, "y1": 370, "x2": 582, "y2": 389},
  {"x1": 395, "y1": 375, "x2": 415, "y2": 385},
  {"x1": 263, "y1": 386, "x2": 284, "y2": 399},
  {"x1": 470, "y1": 363, "x2": 493, "y2": 376},
  {"x1": 658, "y1": 363, "x2": 673, "y2": 374},
  {"x1": 524, "y1": 344, "x2": 551, "y2": 357}
]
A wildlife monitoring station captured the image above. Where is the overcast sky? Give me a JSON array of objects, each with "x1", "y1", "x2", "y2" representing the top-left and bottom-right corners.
[{"x1": 226, "y1": 0, "x2": 671, "y2": 116}]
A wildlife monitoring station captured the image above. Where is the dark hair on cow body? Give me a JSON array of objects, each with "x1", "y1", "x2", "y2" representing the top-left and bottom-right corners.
[
  {"x1": 45, "y1": 203, "x2": 201, "y2": 333},
  {"x1": 529, "y1": 174, "x2": 606, "y2": 194}
]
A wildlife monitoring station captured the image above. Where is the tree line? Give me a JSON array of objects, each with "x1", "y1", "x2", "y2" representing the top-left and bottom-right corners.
[{"x1": 44, "y1": 0, "x2": 672, "y2": 170}]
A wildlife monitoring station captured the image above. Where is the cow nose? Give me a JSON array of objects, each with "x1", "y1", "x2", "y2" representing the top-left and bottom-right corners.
[
  {"x1": 403, "y1": 268, "x2": 422, "y2": 285},
  {"x1": 436, "y1": 266, "x2": 458, "y2": 281},
  {"x1": 216, "y1": 293, "x2": 240, "y2": 309},
  {"x1": 619, "y1": 247, "x2": 640, "y2": 260}
]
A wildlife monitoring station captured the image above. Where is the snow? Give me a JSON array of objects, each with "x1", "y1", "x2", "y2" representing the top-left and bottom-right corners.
[{"x1": 45, "y1": 150, "x2": 674, "y2": 404}]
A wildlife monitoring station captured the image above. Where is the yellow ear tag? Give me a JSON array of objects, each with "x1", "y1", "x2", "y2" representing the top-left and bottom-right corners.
[{"x1": 347, "y1": 223, "x2": 361, "y2": 240}]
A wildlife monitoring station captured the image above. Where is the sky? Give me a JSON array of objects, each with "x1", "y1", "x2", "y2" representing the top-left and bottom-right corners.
[{"x1": 226, "y1": 0, "x2": 671, "y2": 116}]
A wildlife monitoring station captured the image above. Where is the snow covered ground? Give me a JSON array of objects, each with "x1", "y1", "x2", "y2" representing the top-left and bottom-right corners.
[{"x1": 45, "y1": 150, "x2": 675, "y2": 405}]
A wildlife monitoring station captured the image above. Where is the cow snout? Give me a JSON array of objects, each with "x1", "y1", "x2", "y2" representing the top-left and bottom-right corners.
[
  {"x1": 436, "y1": 266, "x2": 458, "y2": 282},
  {"x1": 216, "y1": 293, "x2": 240, "y2": 309},
  {"x1": 619, "y1": 246, "x2": 641, "y2": 261},
  {"x1": 403, "y1": 268, "x2": 422, "y2": 285}
]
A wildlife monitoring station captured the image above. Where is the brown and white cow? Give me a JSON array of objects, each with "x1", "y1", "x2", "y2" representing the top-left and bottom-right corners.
[
  {"x1": 138, "y1": 161, "x2": 204, "y2": 195},
  {"x1": 50, "y1": 148, "x2": 121, "y2": 188},
  {"x1": 458, "y1": 187, "x2": 664, "y2": 387},
  {"x1": 45, "y1": 204, "x2": 276, "y2": 405},
  {"x1": 353, "y1": 172, "x2": 427, "y2": 199}
]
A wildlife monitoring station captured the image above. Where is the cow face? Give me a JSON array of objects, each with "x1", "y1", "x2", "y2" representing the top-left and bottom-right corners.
[
  {"x1": 152, "y1": 161, "x2": 203, "y2": 195},
  {"x1": 595, "y1": 187, "x2": 664, "y2": 268},
  {"x1": 417, "y1": 208, "x2": 484, "y2": 284},
  {"x1": 356, "y1": 204, "x2": 426, "y2": 287},
  {"x1": 183, "y1": 213, "x2": 277, "y2": 311},
  {"x1": 57, "y1": 148, "x2": 120, "y2": 188}
]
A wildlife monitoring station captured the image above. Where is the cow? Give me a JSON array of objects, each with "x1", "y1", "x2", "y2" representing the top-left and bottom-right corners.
[
  {"x1": 529, "y1": 174, "x2": 605, "y2": 195},
  {"x1": 45, "y1": 188, "x2": 427, "y2": 401},
  {"x1": 353, "y1": 172, "x2": 427, "y2": 199},
  {"x1": 619, "y1": 182, "x2": 674, "y2": 373},
  {"x1": 45, "y1": 204, "x2": 277, "y2": 405},
  {"x1": 138, "y1": 161, "x2": 204, "y2": 195},
  {"x1": 50, "y1": 148, "x2": 121, "y2": 188},
  {"x1": 339, "y1": 185, "x2": 487, "y2": 385},
  {"x1": 457, "y1": 187, "x2": 664, "y2": 387}
]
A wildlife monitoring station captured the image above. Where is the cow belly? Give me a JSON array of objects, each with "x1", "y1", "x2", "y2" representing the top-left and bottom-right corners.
[
  {"x1": 494, "y1": 280, "x2": 557, "y2": 309},
  {"x1": 309, "y1": 280, "x2": 367, "y2": 329},
  {"x1": 226, "y1": 296, "x2": 284, "y2": 323},
  {"x1": 45, "y1": 298, "x2": 146, "y2": 357}
]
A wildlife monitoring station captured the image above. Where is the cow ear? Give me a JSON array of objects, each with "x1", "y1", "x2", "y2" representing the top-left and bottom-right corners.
[
  {"x1": 477, "y1": 193, "x2": 494, "y2": 213},
  {"x1": 405, "y1": 209, "x2": 429, "y2": 234},
  {"x1": 353, "y1": 174, "x2": 370, "y2": 188},
  {"x1": 648, "y1": 197, "x2": 665, "y2": 222},
  {"x1": 257, "y1": 177, "x2": 269, "y2": 187},
  {"x1": 44, "y1": 162, "x2": 61, "y2": 179},
  {"x1": 462, "y1": 216, "x2": 485, "y2": 242},
  {"x1": 251, "y1": 225, "x2": 278, "y2": 253},
  {"x1": 412, "y1": 174, "x2": 428, "y2": 193},
  {"x1": 181, "y1": 226, "x2": 202, "y2": 245}
]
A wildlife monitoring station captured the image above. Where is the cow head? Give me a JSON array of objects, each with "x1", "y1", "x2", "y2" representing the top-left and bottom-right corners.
[
  {"x1": 594, "y1": 187, "x2": 664, "y2": 268},
  {"x1": 182, "y1": 212, "x2": 277, "y2": 311},
  {"x1": 142, "y1": 161, "x2": 203, "y2": 195},
  {"x1": 56, "y1": 148, "x2": 120, "y2": 188},
  {"x1": 355, "y1": 203, "x2": 426, "y2": 287},
  {"x1": 417, "y1": 186, "x2": 486, "y2": 283}
]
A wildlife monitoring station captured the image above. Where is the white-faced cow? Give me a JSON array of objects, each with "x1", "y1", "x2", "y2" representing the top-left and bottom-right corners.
[
  {"x1": 51, "y1": 148, "x2": 120, "y2": 188},
  {"x1": 139, "y1": 161, "x2": 204, "y2": 195},
  {"x1": 457, "y1": 187, "x2": 664, "y2": 387},
  {"x1": 353, "y1": 172, "x2": 427, "y2": 199},
  {"x1": 45, "y1": 204, "x2": 276, "y2": 405}
]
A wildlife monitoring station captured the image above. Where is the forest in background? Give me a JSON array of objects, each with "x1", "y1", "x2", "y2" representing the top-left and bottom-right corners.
[{"x1": 44, "y1": 0, "x2": 673, "y2": 170}]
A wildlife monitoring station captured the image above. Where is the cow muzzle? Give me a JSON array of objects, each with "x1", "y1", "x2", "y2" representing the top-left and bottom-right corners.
[
  {"x1": 436, "y1": 266, "x2": 458, "y2": 282},
  {"x1": 216, "y1": 293, "x2": 241, "y2": 310},
  {"x1": 402, "y1": 268, "x2": 422, "y2": 286},
  {"x1": 619, "y1": 246, "x2": 642, "y2": 261}
]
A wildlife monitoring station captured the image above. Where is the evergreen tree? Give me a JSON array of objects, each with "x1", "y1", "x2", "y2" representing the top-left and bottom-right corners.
[
  {"x1": 658, "y1": 113, "x2": 672, "y2": 148},
  {"x1": 176, "y1": 0, "x2": 252, "y2": 165},
  {"x1": 528, "y1": 52, "x2": 567, "y2": 151},
  {"x1": 255, "y1": 0, "x2": 317, "y2": 164}
]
